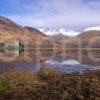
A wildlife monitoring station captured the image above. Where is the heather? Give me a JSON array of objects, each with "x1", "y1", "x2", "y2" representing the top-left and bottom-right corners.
[{"x1": 0, "y1": 69, "x2": 99, "y2": 100}]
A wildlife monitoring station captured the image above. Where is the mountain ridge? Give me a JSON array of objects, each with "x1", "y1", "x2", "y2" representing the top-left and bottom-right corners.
[
  {"x1": 0, "y1": 16, "x2": 100, "y2": 48},
  {"x1": 0, "y1": 16, "x2": 48, "y2": 44},
  {"x1": 39, "y1": 28, "x2": 80, "y2": 37}
]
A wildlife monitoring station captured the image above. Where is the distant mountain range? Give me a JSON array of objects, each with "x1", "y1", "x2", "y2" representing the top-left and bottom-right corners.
[
  {"x1": 39, "y1": 28, "x2": 79, "y2": 36},
  {"x1": 64, "y1": 26, "x2": 100, "y2": 48},
  {"x1": 39, "y1": 26, "x2": 100, "y2": 37},
  {"x1": 0, "y1": 16, "x2": 100, "y2": 48},
  {"x1": 39, "y1": 28, "x2": 80, "y2": 41}
]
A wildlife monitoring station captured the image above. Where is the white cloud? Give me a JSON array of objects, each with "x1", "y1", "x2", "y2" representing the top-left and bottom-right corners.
[{"x1": 7, "y1": 0, "x2": 100, "y2": 30}]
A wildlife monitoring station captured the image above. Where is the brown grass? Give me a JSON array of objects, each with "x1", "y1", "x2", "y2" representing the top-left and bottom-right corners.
[{"x1": 0, "y1": 69, "x2": 100, "y2": 100}]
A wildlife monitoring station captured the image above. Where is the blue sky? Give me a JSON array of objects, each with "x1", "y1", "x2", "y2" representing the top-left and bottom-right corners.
[{"x1": 0, "y1": 0, "x2": 100, "y2": 31}]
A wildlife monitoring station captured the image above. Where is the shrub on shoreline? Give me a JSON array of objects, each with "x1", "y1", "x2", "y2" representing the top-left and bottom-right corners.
[{"x1": 0, "y1": 70, "x2": 99, "y2": 100}]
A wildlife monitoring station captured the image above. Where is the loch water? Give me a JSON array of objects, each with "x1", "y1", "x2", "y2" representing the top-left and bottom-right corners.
[{"x1": 0, "y1": 49, "x2": 100, "y2": 74}]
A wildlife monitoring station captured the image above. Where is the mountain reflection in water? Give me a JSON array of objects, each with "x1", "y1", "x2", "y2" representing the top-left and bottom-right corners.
[{"x1": 0, "y1": 49, "x2": 100, "y2": 73}]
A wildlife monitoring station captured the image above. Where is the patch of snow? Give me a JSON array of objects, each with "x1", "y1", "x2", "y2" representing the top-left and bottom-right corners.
[
  {"x1": 84, "y1": 26, "x2": 100, "y2": 31},
  {"x1": 39, "y1": 28, "x2": 80, "y2": 36}
]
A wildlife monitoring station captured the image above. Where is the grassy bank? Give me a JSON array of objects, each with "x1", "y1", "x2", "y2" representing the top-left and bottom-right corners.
[{"x1": 0, "y1": 69, "x2": 100, "y2": 100}]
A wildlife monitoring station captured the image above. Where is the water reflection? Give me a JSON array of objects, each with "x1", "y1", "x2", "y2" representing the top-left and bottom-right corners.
[
  {"x1": 44, "y1": 56, "x2": 92, "y2": 73},
  {"x1": 0, "y1": 49, "x2": 100, "y2": 73}
]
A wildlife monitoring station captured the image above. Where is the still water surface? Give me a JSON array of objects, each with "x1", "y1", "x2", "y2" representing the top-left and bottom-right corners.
[{"x1": 0, "y1": 49, "x2": 100, "y2": 73}]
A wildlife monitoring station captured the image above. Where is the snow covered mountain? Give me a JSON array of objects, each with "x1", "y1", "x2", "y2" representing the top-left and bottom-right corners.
[
  {"x1": 84, "y1": 26, "x2": 100, "y2": 31},
  {"x1": 39, "y1": 28, "x2": 79, "y2": 37}
]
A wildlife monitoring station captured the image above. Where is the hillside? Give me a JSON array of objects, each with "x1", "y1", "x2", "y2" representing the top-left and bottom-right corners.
[
  {"x1": 77, "y1": 30, "x2": 100, "y2": 48},
  {"x1": 24, "y1": 26, "x2": 48, "y2": 42},
  {"x1": 0, "y1": 16, "x2": 61, "y2": 49},
  {"x1": 0, "y1": 16, "x2": 100, "y2": 49},
  {"x1": 0, "y1": 16, "x2": 48, "y2": 45},
  {"x1": 61, "y1": 30, "x2": 100, "y2": 48}
]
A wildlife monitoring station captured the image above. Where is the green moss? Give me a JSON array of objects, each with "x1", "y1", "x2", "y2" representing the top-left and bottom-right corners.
[
  {"x1": 0, "y1": 80, "x2": 8, "y2": 91},
  {"x1": 5, "y1": 45, "x2": 19, "y2": 50},
  {"x1": 5, "y1": 45, "x2": 24, "y2": 51}
]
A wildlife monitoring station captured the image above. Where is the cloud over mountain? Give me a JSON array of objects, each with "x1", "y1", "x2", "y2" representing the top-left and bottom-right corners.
[{"x1": 2, "y1": 0, "x2": 100, "y2": 31}]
